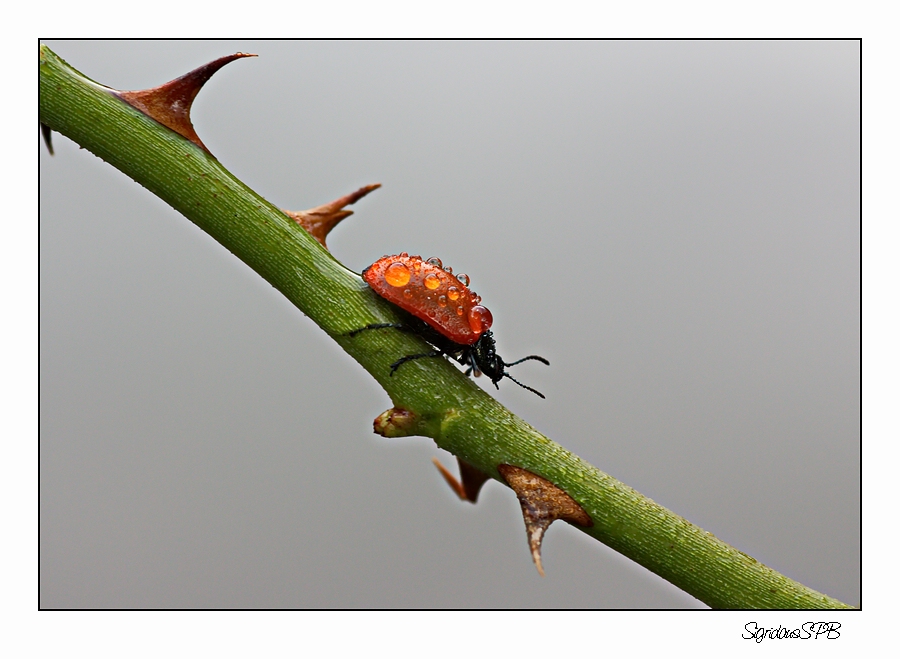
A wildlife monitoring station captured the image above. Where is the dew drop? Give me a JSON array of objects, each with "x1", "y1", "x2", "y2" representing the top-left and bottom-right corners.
[
  {"x1": 438, "y1": 295, "x2": 448, "y2": 308},
  {"x1": 423, "y1": 273, "x2": 441, "y2": 290},
  {"x1": 447, "y1": 286, "x2": 460, "y2": 301},
  {"x1": 456, "y1": 273, "x2": 470, "y2": 286},
  {"x1": 384, "y1": 262, "x2": 411, "y2": 287},
  {"x1": 426, "y1": 257, "x2": 443, "y2": 268},
  {"x1": 468, "y1": 305, "x2": 493, "y2": 334}
]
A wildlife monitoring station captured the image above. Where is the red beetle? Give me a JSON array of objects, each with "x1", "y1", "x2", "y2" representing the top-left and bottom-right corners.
[{"x1": 351, "y1": 253, "x2": 548, "y2": 397}]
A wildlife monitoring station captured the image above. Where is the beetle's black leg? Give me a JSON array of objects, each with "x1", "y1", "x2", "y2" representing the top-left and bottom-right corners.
[
  {"x1": 469, "y1": 351, "x2": 482, "y2": 377},
  {"x1": 348, "y1": 323, "x2": 409, "y2": 337},
  {"x1": 389, "y1": 350, "x2": 445, "y2": 375}
]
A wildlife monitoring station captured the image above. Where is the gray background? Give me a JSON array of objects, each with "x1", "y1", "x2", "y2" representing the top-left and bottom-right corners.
[{"x1": 40, "y1": 40, "x2": 859, "y2": 608}]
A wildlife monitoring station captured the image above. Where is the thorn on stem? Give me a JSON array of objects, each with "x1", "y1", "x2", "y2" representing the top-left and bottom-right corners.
[
  {"x1": 432, "y1": 457, "x2": 490, "y2": 503},
  {"x1": 497, "y1": 464, "x2": 593, "y2": 577},
  {"x1": 114, "y1": 53, "x2": 256, "y2": 155},
  {"x1": 41, "y1": 123, "x2": 54, "y2": 155},
  {"x1": 284, "y1": 183, "x2": 381, "y2": 250}
]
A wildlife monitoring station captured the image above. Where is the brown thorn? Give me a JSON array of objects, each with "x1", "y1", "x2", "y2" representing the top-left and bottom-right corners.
[
  {"x1": 459, "y1": 459, "x2": 491, "y2": 502},
  {"x1": 497, "y1": 464, "x2": 593, "y2": 577},
  {"x1": 114, "y1": 53, "x2": 257, "y2": 155},
  {"x1": 433, "y1": 458, "x2": 467, "y2": 500},
  {"x1": 530, "y1": 523, "x2": 548, "y2": 577},
  {"x1": 40, "y1": 123, "x2": 54, "y2": 155},
  {"x1": 432, "y1": 458, "x2": 490, "y2": 503},
  {"x1": 284, "y1": 183, "x2": 381, "y2": 250}
]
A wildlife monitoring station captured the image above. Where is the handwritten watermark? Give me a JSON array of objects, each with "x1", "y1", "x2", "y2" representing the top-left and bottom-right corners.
[{"x1": 743, "y1": 622, "x2": 841, "y2": 643}]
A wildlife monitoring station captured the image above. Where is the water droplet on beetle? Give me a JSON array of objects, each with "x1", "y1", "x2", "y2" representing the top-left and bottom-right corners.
[
  {"x1": 468, "y1": 305, "x2": 493, "y2": 334},
  {"x1": 384, "y1": 262, "x2": 411, "y2": 287},
  {"x1": 424, "y1": 273, "x2": 441, "y2": 290}
]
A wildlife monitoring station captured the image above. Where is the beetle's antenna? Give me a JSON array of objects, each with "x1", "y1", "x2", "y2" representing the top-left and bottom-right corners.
[
  {"x1": 504, "y1": 355, "x2": 550, "y2": 367},
  {"x1": 498, "y1": 355, "x2": 548, "y2": 397},
  {"x1": 502, "y1": 372, "x2": 546, "y2": 399}
]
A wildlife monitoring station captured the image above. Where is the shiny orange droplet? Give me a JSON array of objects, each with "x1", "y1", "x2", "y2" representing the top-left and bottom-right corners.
[
  {"x1": 424, "y1": 272, "x2": 441, "y2": 290},
  {"x1": 447, "y1": 286, "x2": 460, "y2": 301},
  {"x1": 468, "y1": 305, "x2": 493, "y2": 335},
  {"x1": 384, "y1": 261, "x2": 411, "y2": 287}
]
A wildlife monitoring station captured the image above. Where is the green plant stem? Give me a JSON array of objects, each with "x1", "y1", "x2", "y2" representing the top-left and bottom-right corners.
[{"x1": 39, "y1": 44, "x2": 852, "y2": 609}]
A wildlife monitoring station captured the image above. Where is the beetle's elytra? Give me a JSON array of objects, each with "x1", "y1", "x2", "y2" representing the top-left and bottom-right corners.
[{"x1": 352, "y1": 253, "x2": 548, "y2": 398}]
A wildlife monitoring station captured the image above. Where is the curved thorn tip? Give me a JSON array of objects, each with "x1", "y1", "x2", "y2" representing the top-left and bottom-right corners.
[
  {"x1": 114, "y1": 53, "x2": 256, "y2": 154},
  {"x1": 284, "y1": 183, "x2": 381, "y2": 250},
  {"x1": 497, "y1": 464, "x2": 592, "y2": 577},
  {"x1": 40, "y1": 123, "x2": 54, "y2": 155}
]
